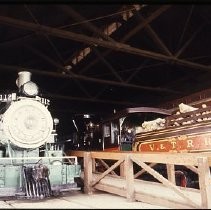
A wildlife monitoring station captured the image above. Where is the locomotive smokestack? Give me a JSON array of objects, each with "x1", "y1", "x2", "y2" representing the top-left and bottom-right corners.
[{"x1": 16, "y1": 71, "x2": 32, "y2": 88}]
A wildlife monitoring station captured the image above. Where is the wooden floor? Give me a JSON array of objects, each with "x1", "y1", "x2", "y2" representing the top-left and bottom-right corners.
[{"x1": 0, "y1": 190, "x2": 167, "y2": 209}]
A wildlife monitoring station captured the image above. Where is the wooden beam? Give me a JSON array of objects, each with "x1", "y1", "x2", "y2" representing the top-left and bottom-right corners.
[
  {"x1": 134, "y1": 163, "x2": 157, "y2": 179},
  {"x1": 185, "y1": 165, "x2": 198, "y2": 174},
  {"x1": 92, "y1": 158, "x2": 124, "y2": 186},
  {"x1": 120, "y1": 162, "x2": 126, "y2": 177},
  {"x1": 125, "y1": 155, "x2": 135, "y2": 201},
  {"x1": 83, "y1": 152, "x2": 93, "y2": 194},
  {"x1": 89, "y1": 151, "x2": 211, "y2": 166},
  {"x1": 131, "y1": 156, "x2": 200, "y2": 208},
  {"x1": 197, "y1": 157, "x2": 211, "y2": 208},
  {"x1": 166, "y1": 164, "x2": 176, "y2": 185},
  {"x1": 94, "y1": 183, "x2": 126, "y2": 197},
  {"x1": 92, "y1": 158, "x2": 96, "y2": 173},
  {"x1": 97, "y1": 159, "x2": 118, "y2": 176},
  {"x1": 68, "y1": 150, "x2": 211, "y2": 167}
]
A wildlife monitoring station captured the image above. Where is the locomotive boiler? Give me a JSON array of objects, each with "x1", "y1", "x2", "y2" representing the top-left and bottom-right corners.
[{"x1": 0, "y1": 71, "x2": 81, "y2": 199}]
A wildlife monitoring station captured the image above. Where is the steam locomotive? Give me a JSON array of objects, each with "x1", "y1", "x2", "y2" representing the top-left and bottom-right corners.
[
  {"x1": 0, "y1": 71, "x2": 81, "y2": 199},
  {"x1": 69, "y1": 105, "x2": 211, "y2": 188}
]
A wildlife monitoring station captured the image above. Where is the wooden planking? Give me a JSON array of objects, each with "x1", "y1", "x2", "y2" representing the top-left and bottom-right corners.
[
  {"x1": 135, "y1": 193, "x2": 192, "y2": 209},
  {"x1": 95, "y1": 183, "x2": 126, "y2": 197},
  {"x1": 92, "y1": 173, "x2": 201, "y2": 209},
  {"x1": 69, "y1": 150, "x2": 211, "y2": 208}
]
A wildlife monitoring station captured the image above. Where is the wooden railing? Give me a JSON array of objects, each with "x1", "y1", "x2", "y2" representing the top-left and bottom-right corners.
[{"x1": 68, "y1": 150, "x2": 211, "y2": 209}]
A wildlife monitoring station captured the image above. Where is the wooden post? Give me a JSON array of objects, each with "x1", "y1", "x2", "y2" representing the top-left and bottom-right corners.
[
  {"x1": 120, "y1": 162, "x2": 126, "y2": 177},
  {"x1": 125, "y1": 155, "x2": 135, "y2": 202},
  {"x1": 166, "y1": 164, "x2": 175, "y2": 185},
  {"x1": 197, "y1": 157, "x2": 211, "y2": 209},
  {"x1": 84, "y1": 152, "x2": 93, "y2": 194},
  {"x1": 92, "y1": 158, "x2": 96, "y2": 173}
]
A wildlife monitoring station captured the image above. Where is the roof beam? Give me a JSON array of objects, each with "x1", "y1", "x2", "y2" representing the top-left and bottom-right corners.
[
  {"x1": 25, "y1": 45, "x2": 92, "y2": 98},
  {"x1": 62, "y1": 5, "x2": 142, "y2": 68},
  {"x1": 24, "y1": 4, "x2": 65, "y2": 64},
  {"x1": 59, "y1": 5, "x2": 123, "y2": 81},
  {"x1": 0, "y1": 63, "x2": 178, "y2": 94},
  {"x1": 0, "y1": 15, "x2": 172, "y2": 61},
  {"x1": 58, "y1": 5, "x2": 114, "y2": 42},
  {"x1": 43, "y1": 92, "x2": 140, "y2": 106},
  {"x1": 78, "y1": 5, "x2": 172, "y2": 74},
  {"x1": 136, "y1": 14, "x2": 172, "y2": 56},
  {"x1": 92, "y1": 46, "x2": 124, "y2": 82},
  {"x1": 0, "y1": 15, "x2": 211, "y2": 74},
  {"x1": 175, "y1": 23, "x2": 205, "y2": 58}
]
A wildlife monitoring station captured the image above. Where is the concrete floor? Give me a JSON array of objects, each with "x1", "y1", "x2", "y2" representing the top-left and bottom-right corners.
[{"x1": 0, "y1": 190, "x2": 168, "y2": 209}]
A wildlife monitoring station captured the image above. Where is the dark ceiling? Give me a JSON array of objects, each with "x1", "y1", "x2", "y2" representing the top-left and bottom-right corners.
[{"x1": 0, "y1": 3, "x2": 211, "y2": 134}]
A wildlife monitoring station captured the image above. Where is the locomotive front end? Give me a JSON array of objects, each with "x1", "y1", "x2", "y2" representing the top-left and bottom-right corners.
[
  {"x1": 0, "y1": 99, "x2": 53, "y2": 149},
  {"x1": 0, "y1": 71, "x2": 81, "y2": 199}
]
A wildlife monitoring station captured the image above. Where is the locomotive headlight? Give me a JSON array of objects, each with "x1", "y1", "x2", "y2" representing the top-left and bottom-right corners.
[{"x1": 22, "y1": 81, "x2": 39, "y2": 97}]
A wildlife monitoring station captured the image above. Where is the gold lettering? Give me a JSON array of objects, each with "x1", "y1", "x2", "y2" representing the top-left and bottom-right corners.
[
  {"x1": 187, "y1": 140, "x2": 194, "y2": 148},
  {"x1": 149, "y1": 144, "x2": 155, "y2": 151},
  {"x1": 160, "y1": 144, "x2": 165, "y2": 150},
  {"x1": 171, "y1": 141, "x2": 177, "y2": 149}
]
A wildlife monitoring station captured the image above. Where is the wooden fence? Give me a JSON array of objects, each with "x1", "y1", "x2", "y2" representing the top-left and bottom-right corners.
[{"x1": 68, "y1": 150, "x2": 211, "y2": 209}]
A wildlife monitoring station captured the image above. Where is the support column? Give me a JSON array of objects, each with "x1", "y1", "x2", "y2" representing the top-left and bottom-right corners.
[
  {"x1": 84, "y1": 152, "x2": 93, "y2": 194},
  {"x1": 197, "y1": 157, "x2": 211, "y2": 208},
  {"x1": 125, "y1": 155, "x2": 135, "y2": 201},
  {"x1": 166, "y1": 164, "x2": 175, "y2": 185},
  {"x1": 120, "y1": 162, "x2": 126, "y2": 177}
]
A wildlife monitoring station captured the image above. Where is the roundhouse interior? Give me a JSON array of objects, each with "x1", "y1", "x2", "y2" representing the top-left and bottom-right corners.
[
  {"x1": 0, "y1": 3, "x2": 210, "y2": 139},
  {"x1": 1, "y1": 3, "x2": 211, "y2": 208}
]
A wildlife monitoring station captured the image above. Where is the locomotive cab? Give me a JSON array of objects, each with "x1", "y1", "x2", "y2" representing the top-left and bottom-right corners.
[{"x1": 101, "y1": 107, "x2": 171, "y2": 151}]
